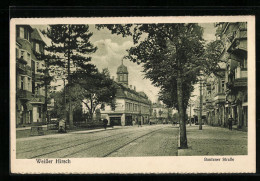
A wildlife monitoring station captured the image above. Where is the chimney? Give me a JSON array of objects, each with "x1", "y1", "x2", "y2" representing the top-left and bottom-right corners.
[
  {"x1": 130, "y1": 85, "x2": 132, "y2": 89},
  {"x1": 134, "y1": 86, "x2": 136, "y2": 91}
]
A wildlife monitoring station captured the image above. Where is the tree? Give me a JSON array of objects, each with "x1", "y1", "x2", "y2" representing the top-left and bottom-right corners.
[
  {"x1": 70, "y1": 68, "x2": 117, "y2": 122},
  {"x1": 44, "y1": 25, "x2": 97, "y2": 129},
  {"x1": 97, "y1": 24, "x2": 205, "y2": 148},
  {"x1": 33, "y1": 50, "x2": 65, "y2": 124}
]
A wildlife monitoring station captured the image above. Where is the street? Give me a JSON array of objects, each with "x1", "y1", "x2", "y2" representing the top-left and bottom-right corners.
[{"x1": 16, "y1": 124, "x2": 247, "y2": 159}]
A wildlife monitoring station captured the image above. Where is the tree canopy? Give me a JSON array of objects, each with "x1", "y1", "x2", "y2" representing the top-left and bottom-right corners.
[{"x1": 43, "y1": 24, "x2": 97, "y2": 128}]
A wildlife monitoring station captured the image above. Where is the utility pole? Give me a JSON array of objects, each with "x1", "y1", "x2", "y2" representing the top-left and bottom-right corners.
[
  {"x1": 190, "y1": 103, "x2": 192, "y2": 126},
  {"x1": 199, "y1": 74, "x2": 203, "y2": 130},
  {"x1": 63, "y1": 78, "x2": 66, "y2": 119}
]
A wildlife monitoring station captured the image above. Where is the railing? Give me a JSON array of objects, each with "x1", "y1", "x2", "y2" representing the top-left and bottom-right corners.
[
  {"x1": 17, "y1": 89, "x2": 32, "y2": 99},
  {"x1": 16, "y1": 62, "x2": 32, "y2": 76}
]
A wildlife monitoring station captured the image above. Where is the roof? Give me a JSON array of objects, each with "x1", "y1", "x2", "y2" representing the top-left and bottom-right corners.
[
  {"x1": 117, "y1": 64, "x2": 128, "y2": 74},
  {"x1": 16, "y1": 38, "x2": 37, "y2": 60},
  {"x1": 31, "y1": 28, "x2": 46, "y2": 45},
  {"x1": 114, "y1": 82, "x2": 151, "y2": 105}
]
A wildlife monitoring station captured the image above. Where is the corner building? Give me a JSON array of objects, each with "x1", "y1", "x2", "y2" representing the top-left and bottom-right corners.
[
  {"x1": 204, "y1": 22, "x2": 248, "y2": 130},
  {"x1": 100, "y1": 62, "x2": 152, "y2": 126}
]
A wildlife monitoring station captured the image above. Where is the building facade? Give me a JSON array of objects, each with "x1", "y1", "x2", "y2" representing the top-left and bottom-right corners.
[
  {"x1": 151, "y1": 101, "x2": 174, "y2": 124},
  {"x1": 203, "y1": 22, "x2": 248, "y2": 130},
  {"x1": 100, "y1": 62, "x2": 152, "y2": 126},
  {"x1": 16, "y1": 25, "x2": 46, "y2": 127}
]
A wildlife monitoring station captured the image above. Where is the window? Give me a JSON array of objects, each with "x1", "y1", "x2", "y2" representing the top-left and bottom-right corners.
[
  {"x1": 35, "y1": 43, "x2": 40, "y2": 53},
  {"x1": 20, "y1": 50, "x2": 25, "y2": 59},
  {"x1": 242, "y1": 58, "x2": 247, "y2": 69},
  {"x1": 20, "y1": 27, "x2": 24, "y2": 39},
  {"x1": 35, "y1": 83, "x2": 38, "y2": 95},
  {"x1": 21, "y1": 76, "x2": 24, "y2": 90},
  {"x1": 28, "y1": 77, "x2": 31, "y2": 91},
  {"x1": 124, "y1": 74, "x2": 127, "y2": 81},
  {"x1": 120, "y1": 75, "x2": 123, "y2": 81},
  {"x1": 38, "y1": 107, "x2": 41, "y2": 118},
  {"x1": 16, "y1": 48, "x2": 19, "y2": 58},
  {"x1": 221, "y1": 80, "x2": 225, "y2": 93},
  {"x1": 27, "y1": 53, "x2": 30, "y2": 63},
  {"x1": 36, "y1": 62, "x2": 39, "y2": 72}
]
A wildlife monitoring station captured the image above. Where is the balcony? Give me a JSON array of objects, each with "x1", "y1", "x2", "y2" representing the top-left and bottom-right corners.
[
  {"x1": 17, "y1": 89, "x2": 32, "y2": 100},
  {"x1": 16, "y1": 62, "x2": 32, "y2": 76},
  {"x1": 234, "y1": 78, "x2": 247, "y2": 87},
  {"x1": 235, "y1": 67, "x2": 247, "y2": 79},
  {"x1": 30, "y1": 95, "x2": 45, "y2": 105},
  {"x1": 214, "y1": 93, "x2": 226, "y2": 104},
  {"x1": 227, "y1": 27, "x2": 247, "y2": 52}
]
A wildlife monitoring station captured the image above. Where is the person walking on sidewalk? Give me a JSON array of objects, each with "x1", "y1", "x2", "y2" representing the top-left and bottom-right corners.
[
  {"x1": 110, "y1": 119, "x2": 114, "y2": 128},
  {"x1": 103, "y1": 118, "x2": 108, "y2": 130},
  {"x1": 228, "y1": 115, "x2": 234, "y2": 130}
]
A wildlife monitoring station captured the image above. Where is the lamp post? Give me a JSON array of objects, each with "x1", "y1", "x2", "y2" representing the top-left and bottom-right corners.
[
  {"x1": 198, "y1": 71, "x2": 203, "y2": 130},
  {"x1": 188, "y1": 95, "x2": 195, "y2": 126}
]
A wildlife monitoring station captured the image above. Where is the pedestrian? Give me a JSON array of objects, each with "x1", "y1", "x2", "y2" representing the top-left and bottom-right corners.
[
  {"x1": 228, "y1": 115, "x2": 234, "y2": 130},
  {"x1": 138, "y1": 117, "x2": 142, "y2": 127},
  {"x1": 103, "y1": 118, "x2": 108, "y2": 130},
  {"x1": 110, "y1": 119, "x2": 114, "y2": 128},
  {"x1": 132, "y1": 118, "x2": 135, "y2": 126}
]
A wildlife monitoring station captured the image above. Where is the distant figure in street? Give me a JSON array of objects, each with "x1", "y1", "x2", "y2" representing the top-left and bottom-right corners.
[
  {"x1": 103, "y1": 118, "x2": 108, "y2": 130},
  {"x1": 132, "y1": 118, "x2": 135, "y2": 126},
  {"x1": 110, "y1": 119, "x2": 114, "y2": 128},
  {"x1": 138, "y1": 117, "x2": 142, "y2": 127},
  {"x1": 228, "y1": 115, "x2": 234, "y2": 130}
]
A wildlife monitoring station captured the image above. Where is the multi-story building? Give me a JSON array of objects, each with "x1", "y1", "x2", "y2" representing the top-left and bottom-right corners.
[
  {"x1": 151, "y1": 100, "x2": 174, "y2": 124},
  {"x1": 100, "y1": 62, "x2": 152, "y2": 126},
  {"x1": 204, "y1": 22, "x2": 248, "y2": 129},
  {"x1": 16, "y1": 25, "x2": 46, "y2": 127}
]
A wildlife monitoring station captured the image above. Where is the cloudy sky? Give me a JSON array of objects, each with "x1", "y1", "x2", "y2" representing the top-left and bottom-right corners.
[{"x1": 31, "y1": 23, "x2": 217, "y2": 103}]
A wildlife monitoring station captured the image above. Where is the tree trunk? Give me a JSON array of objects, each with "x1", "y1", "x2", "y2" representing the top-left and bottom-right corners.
[
  {"x1": 43, "y1": 82, "x2": 48, "y2": 124},
  {"x1": 177, "y1": 59, "x2": 188, "y2": 149},
  {"x1": 67, "y1": 25, "x2": 74, "y2": 129},
  {"x1": 199, "y1": 78, "x2": 203, "y2": 130}
]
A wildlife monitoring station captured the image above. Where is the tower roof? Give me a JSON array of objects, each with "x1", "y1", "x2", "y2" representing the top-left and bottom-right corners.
[{"x1": 117, "y1": 61, "x2": 128, "y2": 74}]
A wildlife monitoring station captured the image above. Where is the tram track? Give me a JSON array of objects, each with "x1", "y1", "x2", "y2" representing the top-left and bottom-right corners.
[
  {"x1": 26, "y1": 126, "x2": 162, "y2": 159},
  {"x1": 102, "y1": 127, "x2": 165, "y2": 157}
]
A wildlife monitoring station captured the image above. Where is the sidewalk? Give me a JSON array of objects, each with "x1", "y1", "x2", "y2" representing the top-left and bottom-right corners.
[
  {"x1": 178, "y1": 125, "x2": 247, "y2": 156},
  {"x1": 16, "y1": 125, "x2": 132, "y2": 141}
]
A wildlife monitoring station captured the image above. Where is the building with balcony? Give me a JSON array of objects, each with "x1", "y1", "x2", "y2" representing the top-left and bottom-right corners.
[
  {"x1": 99, "y1": 62, "x2": 152, "y2": 126},
  {"x1": 205, "y1": 22, "x2": 248, "y2": 129},
  {"x1": 16, "y1": 25, "x2": 47, "y2": 127}
]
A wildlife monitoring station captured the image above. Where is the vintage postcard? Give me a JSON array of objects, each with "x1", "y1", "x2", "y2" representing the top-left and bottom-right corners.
[{"x1": 10, "y1": 16, "x2": 256, "y2": 174}]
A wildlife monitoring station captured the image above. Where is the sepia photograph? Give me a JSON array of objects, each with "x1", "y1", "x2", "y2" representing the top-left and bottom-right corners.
[{"x1": 10, "y1": 16, "x2": 255, "y2": 174}]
